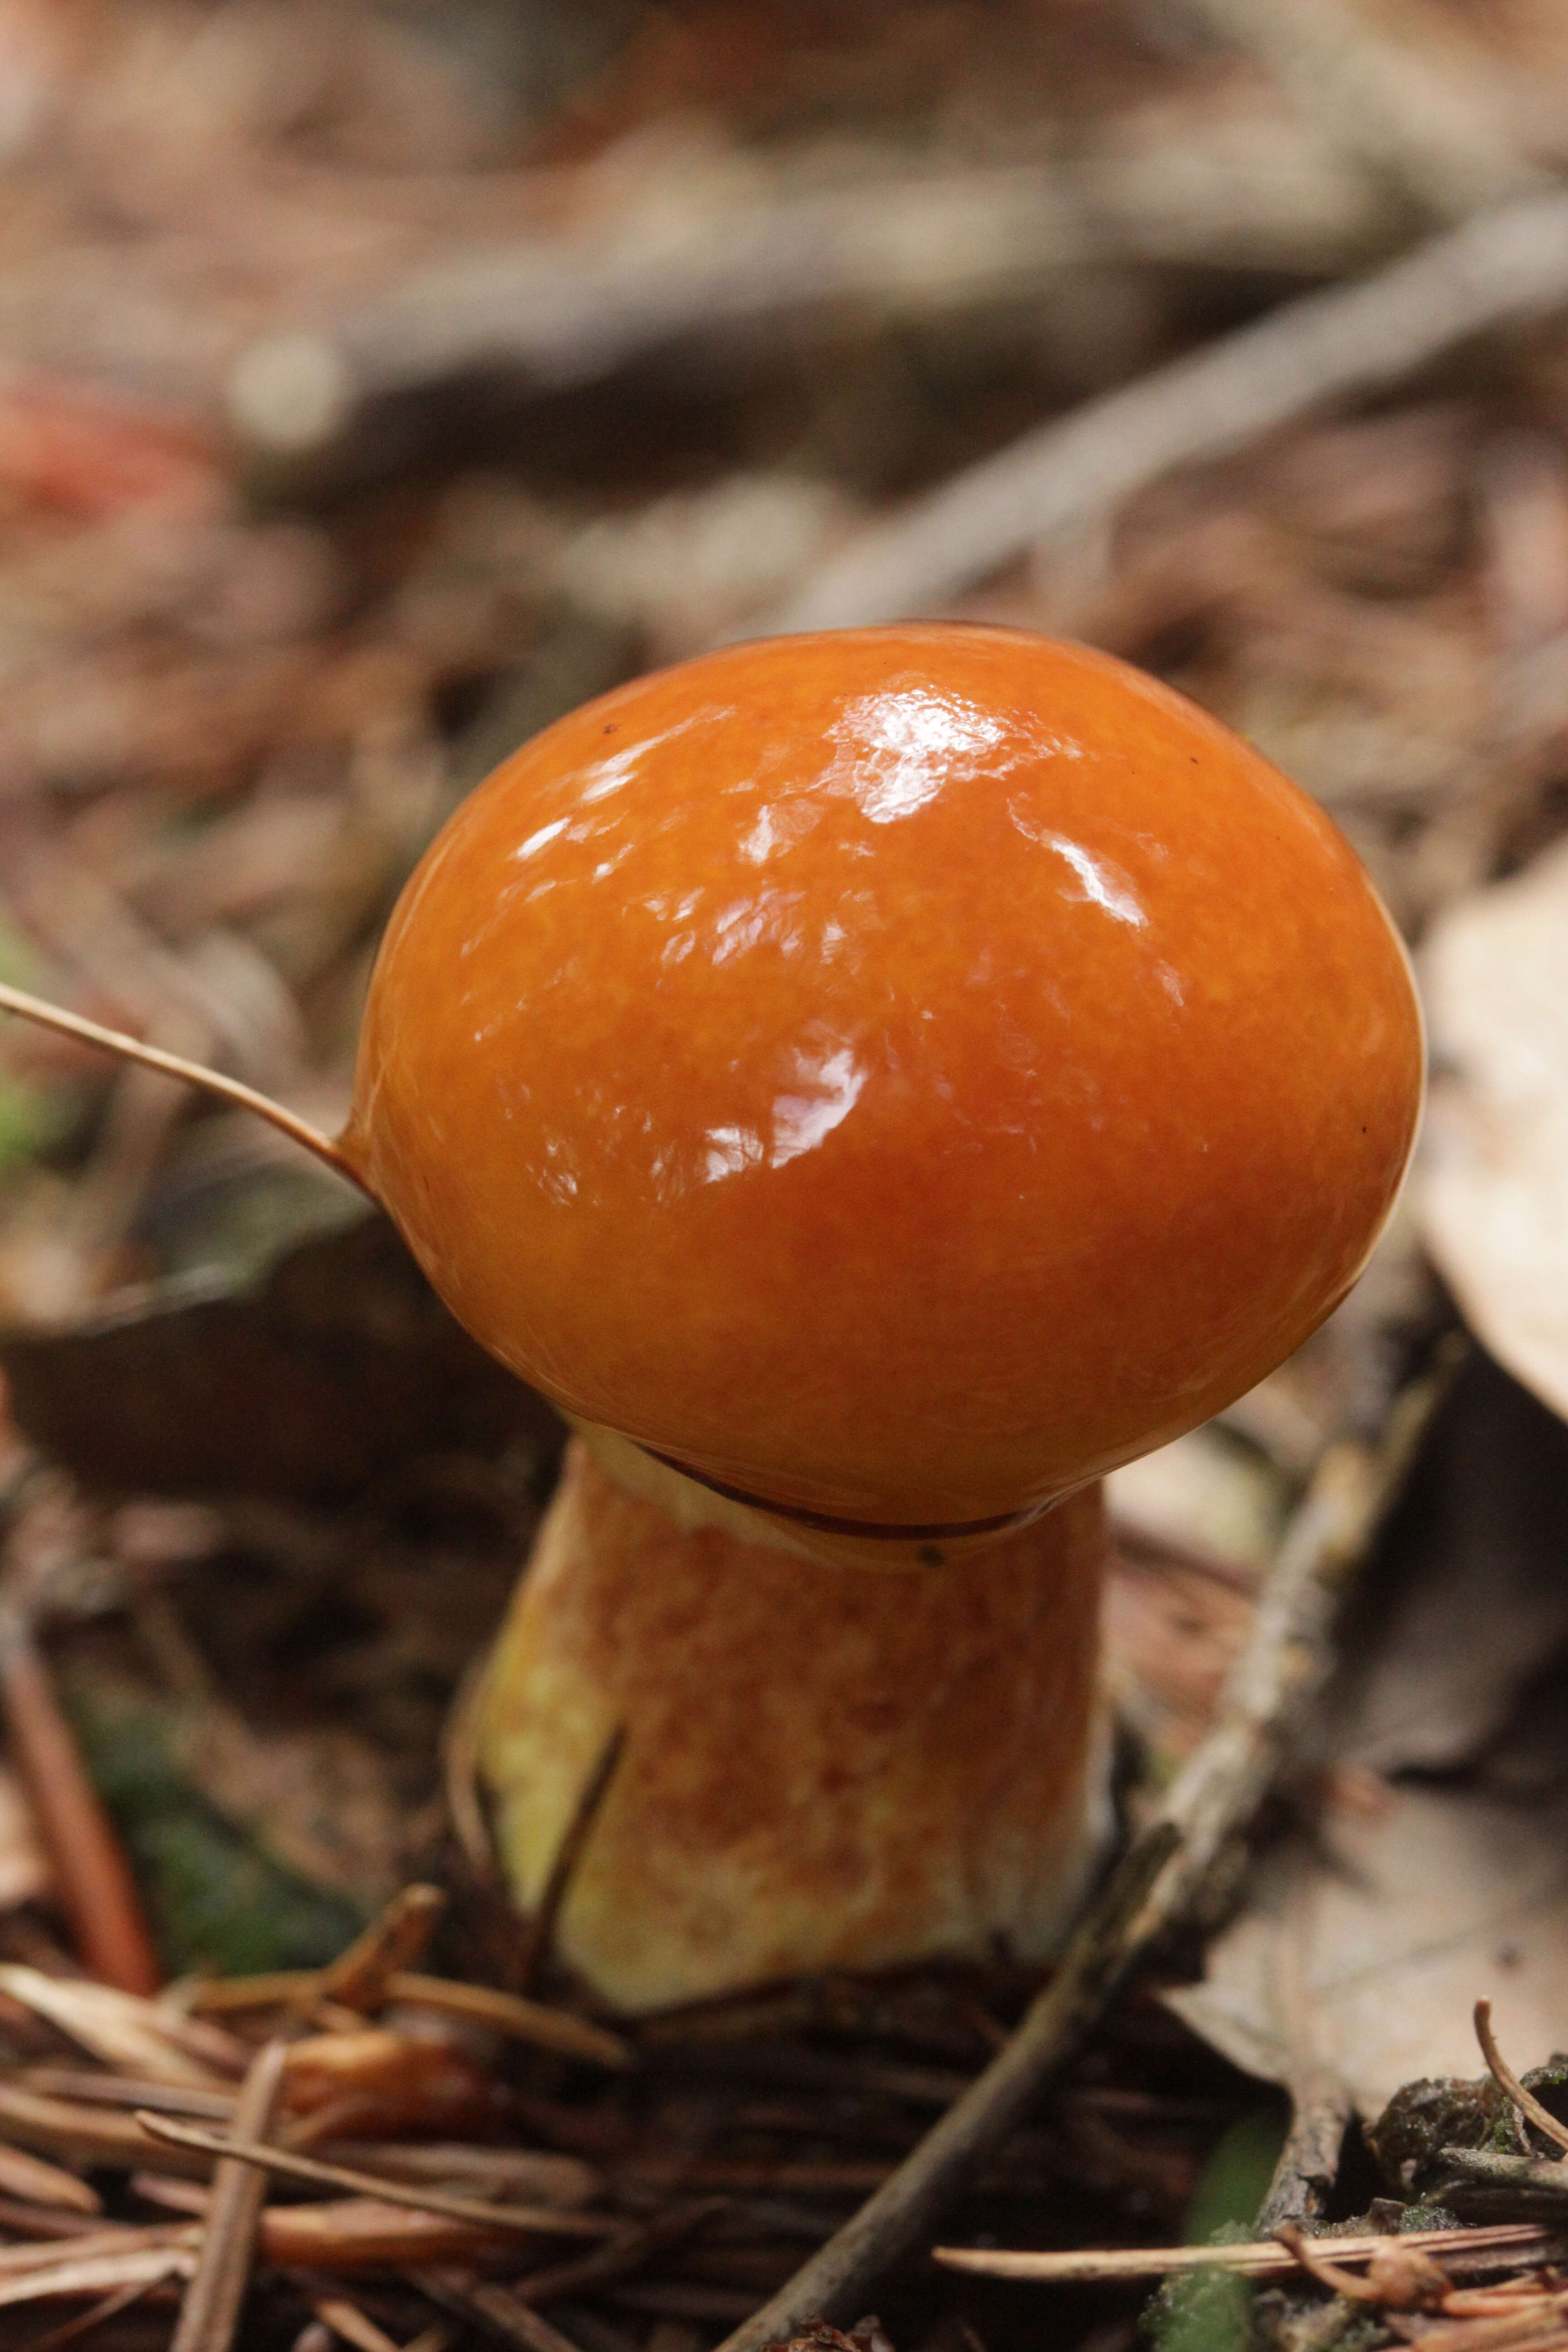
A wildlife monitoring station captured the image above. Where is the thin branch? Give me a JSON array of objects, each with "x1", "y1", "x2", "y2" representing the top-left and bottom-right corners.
[
  {"x1": 225, "y1": 146, "x2": 1396, "y2": 459},
  {"x1": 186, "y1": 1970, "x2": 630, "y2": 2070},
  {"x1": 0, "y1": 981, "x2": 363, "y2": 1191},
  {"x1": 756, "y1": 191, "x2": 1568, "y2": 636},
  {"x1": 167, "y1": 2037, "x2": 289, "y2": 2352},
  {"x1": 0, "y1": 2249, "x2": 197, "y2": 2313},
  {"x1": 714, "y1": 1388, "x2": 1440, "y2": 2352},
  {"x1": 931, "y1": 2220, "x2": 1568, "y2": 2285},
  {"x1": 1475, "y1": 2000, "x2": 1568, "y2": 2158},
  {"x1": 1178, "y1": 0, "x2": 1540, "y2": 225},
  {"x1": 133, "y1": 2115, "x2": 614, "y2": 2241},
  {"x1": 1440, "y1": 2149, "x2": 1568, "y2": 2204},
  {"x1": 0, "y1": 2230, "x2": 199, "y2": 2280}
]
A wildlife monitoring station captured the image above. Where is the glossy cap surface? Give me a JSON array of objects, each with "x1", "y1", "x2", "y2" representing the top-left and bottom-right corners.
[{"x1": 344, "y1": 626, "x2": 1423, "y2": 1534}]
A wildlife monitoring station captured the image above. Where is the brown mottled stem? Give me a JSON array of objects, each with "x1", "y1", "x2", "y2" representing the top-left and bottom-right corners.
[
  {"x1": 0, "y1": 981, "x2": 366, "y2": 1192},
  {"x1": 717, "y1": 1395, "x2": 1442, "y2": 2352}
]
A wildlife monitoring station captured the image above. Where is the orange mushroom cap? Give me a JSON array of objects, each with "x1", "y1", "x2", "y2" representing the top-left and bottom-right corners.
[{"x1": 343, "y1": 625, "x2": 1423, "y2": 1539}]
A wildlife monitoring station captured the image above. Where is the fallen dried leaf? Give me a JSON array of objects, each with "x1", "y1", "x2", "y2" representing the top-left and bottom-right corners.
[
  {"x1": 1166, "y1": 1779, "x2": 1568, "y2": 2116},
  {"x1": 1418, "y1": 837, "x2": 1568, "y2": 1428}
]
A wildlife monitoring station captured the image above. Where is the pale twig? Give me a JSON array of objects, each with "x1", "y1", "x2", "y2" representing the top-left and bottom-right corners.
[
  {"x1": 0, "y1": 981, "x2": 361, "y2": 1190},
  {"x1": 1440, "y1": 2149, "x2": 1568, "y2": 2204},
  {"x1": 385, "y1": 1975, "x2": 630, "y2": 2071},
  {"x1": 931, "y1": 2220, "x2": 1568, "y2": 2284},
  {"x1": 0, "y1": 2082, "x2": 220, "y2": 2176},
  {"x1": 1475, "y1": 1999, "x2": 1568, "y2": 2157},
  {"x1": 757, "y1": 192, "x2": 1568, "y2": 636},
  {"x1": 186, "y1": 1969, "x2": 630, "y2": 2070},
  {"x1": 1177, "y1": 0, "x2": 1540, "y2": 224},
  {"x1": 225, "y1": 145, "x2": 1392, "y2": 460},
  {"x1": 167, "y1": 2036, "x2": 289, "y2": 2352},
  {"x1": 0, "y1": 2140, "x2": 102, "y2": 2219},
  {"x1": 0, "y1": 2229, "x2": 199, "y2": 2280},
  {"x1": 715, "y1": 1385, "x2": 1439, "y2": 2352},
  {"x1": 0, "y1": 2249, "x2": 197, "y2": 2312},
  {"x1": 134, "y1": 2113, "x2": 613, "y2": 2241}
]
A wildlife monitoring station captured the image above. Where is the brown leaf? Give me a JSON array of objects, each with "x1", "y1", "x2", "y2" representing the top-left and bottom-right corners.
[{"x1": 1418, "y1": 837, "x2": 1568, "y2": 1427}]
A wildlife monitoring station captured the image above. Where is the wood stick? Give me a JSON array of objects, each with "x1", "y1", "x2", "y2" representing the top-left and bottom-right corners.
[
  {"x1": 186, "y1": 1970, "x2": 630, "y2": 2070},
  {"x1": 225, "y1": 147, "x2": 1392, "y2": 461},
  {"x1": 0, "y1": 2229, "x2": 199, "y2": 2280},
  {"x1": 1439, "y1": 2148, "x2": 1568, "y2": 2204},
  {"x1": 1177, "y1": 0, "x2": 1539, "y2": 224},
  {"x1": 929, "y1": 2220, "x2": 1568, "y2": 2285},
  {"x1": 134, "y1": 2114, "x2": 614, "y2": 2241},
  {"x1": 0, "y1": 2082, "x2": 216, "y2": 2176},
  {"x1": 0, "y1": 2249, "x2": 196, "y2": 2312},
  {"x1": 758, "y1": 191, "x2": 1568, "y2": 636},
  {"x1": 167, "y1": 2037, "x2": 289, "y2": 2352},
  {"x1": 1254, "y1": 2071, "x2": 1352, "y2": 2235},
  {"x1": 712, "y1": 1386, "x2": 1440, "y2": 2352},
  {"x1": 385, "y1": 1977, "x2": 630, "y2": 2072},
  {"x1": 309, "y1": 2297, "x2": 403, "y2": 2352}
]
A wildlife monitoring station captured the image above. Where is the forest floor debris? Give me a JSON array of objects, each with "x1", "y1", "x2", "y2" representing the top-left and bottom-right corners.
[{"x1": 6, "y1": 5, "x2": 1568, "y2": 2352}]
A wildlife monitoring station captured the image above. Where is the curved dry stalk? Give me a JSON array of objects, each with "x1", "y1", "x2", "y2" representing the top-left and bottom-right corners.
[
  {"x1": 1475, "y1": 1999, "x2": 1568, "y2": 2158},
  {"x1": 0, "y1": 981, "x2": 363, "y2": 1192},
  {"x1": 933, "y1": 2220, "x2": 1567, "y2": 2286}
]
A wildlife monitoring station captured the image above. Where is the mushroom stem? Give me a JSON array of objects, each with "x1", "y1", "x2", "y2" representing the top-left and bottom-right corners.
[
  {"x1": 0, "y1": 980, "x2": 366, "y2": 1191},
  {"x1": 477, "y1": 1435, "x2": 1112, "y2": 2014}
]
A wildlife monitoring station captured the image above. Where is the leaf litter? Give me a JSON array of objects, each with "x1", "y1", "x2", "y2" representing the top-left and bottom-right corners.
[{"x1": 8, "y1": 6, "x2": 1568, "y2": 2352}]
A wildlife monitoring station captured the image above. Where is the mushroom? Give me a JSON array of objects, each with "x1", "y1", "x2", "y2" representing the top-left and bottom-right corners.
[{"x1": 0, "y1": 625, "x2": 1423, "y2": 2013}]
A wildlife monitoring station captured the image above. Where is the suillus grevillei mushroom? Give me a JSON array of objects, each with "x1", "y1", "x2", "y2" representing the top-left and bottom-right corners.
[{"x1": 0, "y1": 624, "x2": 1424, "y2": 2014}]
